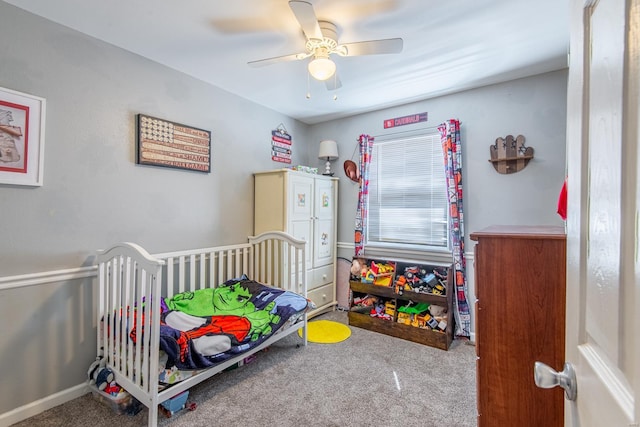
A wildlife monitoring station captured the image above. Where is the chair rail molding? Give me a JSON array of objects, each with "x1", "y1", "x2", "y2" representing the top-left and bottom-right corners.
[{"x1": 0, "y1": 266, "x2": 97, "y2": 291}]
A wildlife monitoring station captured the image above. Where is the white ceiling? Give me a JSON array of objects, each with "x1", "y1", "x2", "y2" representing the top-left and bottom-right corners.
[{"x1": 5, "y1": 0, "x2": 570, "y2": 125}]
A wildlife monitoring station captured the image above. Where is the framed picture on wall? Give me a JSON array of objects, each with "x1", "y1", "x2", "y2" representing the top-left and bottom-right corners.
[
  {"x1": 0, "y1": 87, "x2": 46, "y2": 186},
  {"x1": 136, "y1": 114, "x2": 211, "y2": 173}
]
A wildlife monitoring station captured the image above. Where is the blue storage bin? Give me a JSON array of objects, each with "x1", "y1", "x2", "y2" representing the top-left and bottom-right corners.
[{"x1": 160, "y1": 391, "x2": 189, "y2": 414}]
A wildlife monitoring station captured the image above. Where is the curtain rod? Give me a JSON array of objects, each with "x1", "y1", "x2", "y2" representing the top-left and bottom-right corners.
[
  {"x1": 372, "y1": 125, "x2": 441, "y2": 139},
  {"x1": 348, "y1": 124, "x2": 446, "y2": 159}
]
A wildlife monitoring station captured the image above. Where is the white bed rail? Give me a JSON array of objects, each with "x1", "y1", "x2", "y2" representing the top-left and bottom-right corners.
[
  {"x1": 249, "y1": 231, "x2": 307, "y2": 296},
  {"x1": 153, "y1": 242, "x2": 252, "y2": 298},
  {"x1": 95, "y1": 231, "x2": 307, "y2": 427}
]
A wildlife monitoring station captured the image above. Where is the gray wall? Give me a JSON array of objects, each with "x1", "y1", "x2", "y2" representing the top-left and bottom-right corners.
[
  {"x1": 0, "y1": 2, "x2": 310, "y2": 277},
  {"x1": 0, "y1": 2, "x2": 309, "y2": 416},
  {"x1": 310, "y1": 71, "x2": 567, "y2": 345},
  {"x1": 309, "y1": 69, "x2": 568, "y2": 253},
  {"x1": 0, "y1": 1, "x2": 567, "y2": 419}
]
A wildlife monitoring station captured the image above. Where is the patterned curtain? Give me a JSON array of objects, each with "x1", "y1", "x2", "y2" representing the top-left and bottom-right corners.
[
  {"x1": 438, "y1": 119, "x2": 470, "y2": 337},
  {"x1": 354, "y1": 134, "x2": 374, "y2": 256}
]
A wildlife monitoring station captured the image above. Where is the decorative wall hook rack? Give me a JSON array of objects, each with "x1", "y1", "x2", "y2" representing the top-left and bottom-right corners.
[{"x1": 489, "y1": 134, "x2": 534, "y2": 174}]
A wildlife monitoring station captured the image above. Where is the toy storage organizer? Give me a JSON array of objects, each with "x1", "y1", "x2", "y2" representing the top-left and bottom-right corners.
[{"x1": 348, "y1": 258, "x2": 454, "y2": 351}]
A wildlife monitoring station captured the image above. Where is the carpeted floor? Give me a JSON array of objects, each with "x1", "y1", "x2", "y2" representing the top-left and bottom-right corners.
[{"x1": 12, "y1": 310, "x2": 477, "y2": 427}]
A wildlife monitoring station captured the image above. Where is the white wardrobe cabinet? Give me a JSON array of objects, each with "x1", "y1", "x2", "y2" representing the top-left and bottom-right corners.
[{"x1": 254, "y1": 169, "x2": 338, "y2": 317}]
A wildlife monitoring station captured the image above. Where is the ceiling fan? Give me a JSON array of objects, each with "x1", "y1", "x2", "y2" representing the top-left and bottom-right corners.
[{"x1": 248, "y1": 0, "x2": 403, "y2": 90}]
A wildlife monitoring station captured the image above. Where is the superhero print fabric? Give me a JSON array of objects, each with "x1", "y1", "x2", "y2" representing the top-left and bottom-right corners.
[{"x1": 130, "y1": 278, "x2": 311, "y2": 370}]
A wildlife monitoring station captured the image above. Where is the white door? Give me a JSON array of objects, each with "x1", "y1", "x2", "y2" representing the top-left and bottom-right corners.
[{"x1": 565, "y1": 0, "x2": 639, "y2": 424}]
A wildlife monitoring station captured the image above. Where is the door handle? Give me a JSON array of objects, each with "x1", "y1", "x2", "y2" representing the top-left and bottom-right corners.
[{"x1": 533, "y1": 361, "x2": 577, "y2": 401}]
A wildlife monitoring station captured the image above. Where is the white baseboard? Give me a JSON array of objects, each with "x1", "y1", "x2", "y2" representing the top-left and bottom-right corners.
[{"x1": 0, "y1": 383, "x2": 88, "y2": 427}]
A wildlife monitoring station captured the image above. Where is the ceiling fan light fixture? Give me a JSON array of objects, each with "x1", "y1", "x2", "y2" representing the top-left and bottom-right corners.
[
  {"x1": 249, "y1": 2, "x2": 404, "y2": 89},
  {"x1": 308, "y1": 57, "x2": 336, "y2": 81}
]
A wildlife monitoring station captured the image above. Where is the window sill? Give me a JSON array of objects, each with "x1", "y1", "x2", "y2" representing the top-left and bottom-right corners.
[{"x1": 339, "y1": 242, "x2": 453, "y2": 266}]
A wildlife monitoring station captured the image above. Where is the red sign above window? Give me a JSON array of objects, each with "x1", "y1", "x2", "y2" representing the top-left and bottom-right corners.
[{"x1": 383, "y1": 112, "x2": 428, "y2": 129}]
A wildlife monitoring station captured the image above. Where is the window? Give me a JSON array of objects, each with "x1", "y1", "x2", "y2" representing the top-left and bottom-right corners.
[{"x1": 367, "y1": 130, "x2": 449, "y2": 251}]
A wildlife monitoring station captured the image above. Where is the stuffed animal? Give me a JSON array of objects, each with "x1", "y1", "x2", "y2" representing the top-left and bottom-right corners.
[
  {"x1": 95, "y1": 367, "x2": 115, "y2": 391},
  {"x1": 350, "y1": 258, "x2": 367, "y2": 279},
  {"x1": 429, "y1": 304, "x2": 447, "y2": 317},
  {"x1": 87, "y1": 357, "x2": 105, "y2": 385},
  {"x1": 87, "y1": 357, "x2": 114, "y2": 391}
]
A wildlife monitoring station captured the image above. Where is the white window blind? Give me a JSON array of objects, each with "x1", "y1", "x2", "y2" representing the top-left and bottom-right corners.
[{"x1": 367, "y1": 131, "x2": 449, "y2": 250}]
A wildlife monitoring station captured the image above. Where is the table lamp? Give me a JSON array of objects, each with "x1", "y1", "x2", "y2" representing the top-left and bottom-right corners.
[{"x1": 318, "y1": 139, "x2": 339, "y2": 176}]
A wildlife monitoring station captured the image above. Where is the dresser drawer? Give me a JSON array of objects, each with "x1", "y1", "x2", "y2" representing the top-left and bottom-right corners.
[
  {"x1": 307, "y1": 282, "x2": 335, "y2": 308},
  {"x1": 308, "y1": 264, "x2": 334, "y2": 290}
]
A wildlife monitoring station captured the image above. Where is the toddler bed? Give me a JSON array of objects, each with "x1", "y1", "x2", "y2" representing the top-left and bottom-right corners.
[{"x1": 95, "y1": 231, "x2": 309, "y2": 426}]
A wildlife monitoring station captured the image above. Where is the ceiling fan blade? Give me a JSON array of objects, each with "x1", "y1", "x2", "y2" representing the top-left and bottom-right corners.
[
  {"x1": 289, "y1": 0, "x2": 323, "y2": 41},
  {"x1": 248, "y1": 52, "x2": 308, "y2": 68},
  {"x1": 341, "y1": 38, "x2": 404, "y2": 56},
  {"x1": 325, "y1": 74, "x2": 342, "y2": 91}
]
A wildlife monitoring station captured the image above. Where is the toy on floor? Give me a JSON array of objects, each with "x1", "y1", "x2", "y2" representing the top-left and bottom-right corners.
[{"x1": 159, "y1": 391, "x2": 197, "y2": 418}]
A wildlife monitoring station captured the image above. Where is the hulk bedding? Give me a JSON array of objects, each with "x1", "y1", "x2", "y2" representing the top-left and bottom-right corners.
[{"x1": 129, "y1": 277, "x2": 311, "y2": 371}]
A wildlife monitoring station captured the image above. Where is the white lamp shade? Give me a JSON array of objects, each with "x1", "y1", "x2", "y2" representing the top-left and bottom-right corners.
[
  {"x1": 308, "y1": 57, "x2": 336, "y2": 81},
  {"x1": 318, "y1": 140, "x2": 339, "y2": 160}
]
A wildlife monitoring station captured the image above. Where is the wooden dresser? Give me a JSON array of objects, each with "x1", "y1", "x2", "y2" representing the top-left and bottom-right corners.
[{"x1": 470, "y1": 225, "x2": 566, "y2": 427}]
